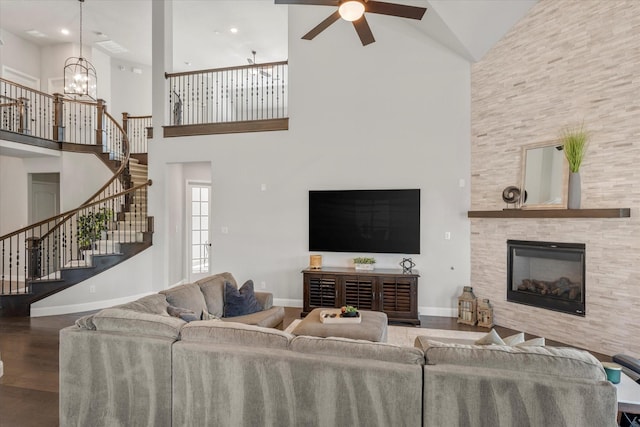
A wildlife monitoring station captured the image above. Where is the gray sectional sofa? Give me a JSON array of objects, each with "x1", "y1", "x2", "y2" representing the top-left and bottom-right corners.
[{"x1": 59, "y1": 272, "x2": 618, "y2": 427}]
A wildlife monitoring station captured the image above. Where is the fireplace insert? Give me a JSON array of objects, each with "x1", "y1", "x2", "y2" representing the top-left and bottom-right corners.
[{"x1": 507, "y1": 240, "x2": 585, "y2": 316}]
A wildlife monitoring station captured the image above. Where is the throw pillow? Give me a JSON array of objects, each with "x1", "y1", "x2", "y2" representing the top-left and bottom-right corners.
[
  {"x1": 167, "y1": 305, "x2": 200, "y2": 322},
  {"x1": 516, "y1": 337, "x2": 546, "y2": 347},
  {"x1": 474, "y1": 328, "x2": 506, "y2": 346},
  {"x1": 502, "y1": 332, "x2": 525, "y2": 346},
  {"x1": 224, "y1": 280, "x2": 263, "y2": 317}
]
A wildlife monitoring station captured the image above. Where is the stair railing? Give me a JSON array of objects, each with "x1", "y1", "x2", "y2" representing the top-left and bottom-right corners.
[
  {"x1": 0, "y1": 180, "x2": 152, "y2": 296},
  {"x1": 122, "y1": 113, "x2": 152, "y2": 154},
  {"x1": 0, "y1": 78, "x2": 147, "y2": 296},
  {"x1": 1, "y1": 78, "x2": 54, "y2": 139}
]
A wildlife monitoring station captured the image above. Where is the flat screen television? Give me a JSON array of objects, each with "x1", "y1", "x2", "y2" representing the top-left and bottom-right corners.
[{"x1": 309, "y1": 189, "x2": 420, "y2": 254}]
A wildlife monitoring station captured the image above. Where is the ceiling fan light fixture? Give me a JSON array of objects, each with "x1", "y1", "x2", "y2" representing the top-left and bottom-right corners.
[{"x1": 338, "y1": 1, "x2": 365, "y2": 22}]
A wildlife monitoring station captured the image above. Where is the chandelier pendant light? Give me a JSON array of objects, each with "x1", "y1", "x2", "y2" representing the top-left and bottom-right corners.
[{"x1": 64, "y1": 0, "x2": 97, "y2": 100}]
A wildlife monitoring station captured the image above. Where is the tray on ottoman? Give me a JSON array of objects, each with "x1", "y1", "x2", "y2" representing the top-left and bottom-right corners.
[{"x1": 320, "y1": 309, "x2": 362, "y2": 324}]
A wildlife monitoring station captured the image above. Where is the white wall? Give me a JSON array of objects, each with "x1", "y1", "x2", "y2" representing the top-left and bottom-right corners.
[
  {"x1": 59, "y1": 152, "x2": 113, "y2": 210},
  {"x1": 148, "y1": 9, "x2": 472, "y2": 314},
  {"x1": 0, "y1": 155, "x2": 29, "y2": 234},
  {"x1": 0, "y1": 28, "x2": 41, "y2": 85},
  {"x1": 110, "y1": 60, "x2": 152, "y2": 117}
]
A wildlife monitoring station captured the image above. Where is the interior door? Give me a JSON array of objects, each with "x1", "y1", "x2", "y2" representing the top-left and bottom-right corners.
[
  {"x1": 29, "y1": 173, "x2": 61, "y2": 275},
  {"x1": 187, "y1": 183, "x2": 212, "y2": 282}
]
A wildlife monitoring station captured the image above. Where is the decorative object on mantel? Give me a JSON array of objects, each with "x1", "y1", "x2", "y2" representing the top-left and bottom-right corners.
[
  {"x1": 309, "y1": 254, "x2": 322, "y2": 270},
  {"x1": 476, "y1": 299, "x2": 494, "y2": 328},
  {"x1": 502, "y1": 186, "x2": 522, "y2": 209},
  {"x1": 562, "y1": 124, "x2": 589, "y2": 209},
  {"x1": 400, "y1": 258, "x2": 416, "y2": 274},
  {"x1": 353, "y1": 257, "x2": 376, "y2": 271},
  {"x1": 457, "y1": 286, "x2": 477, "y2": 325}
]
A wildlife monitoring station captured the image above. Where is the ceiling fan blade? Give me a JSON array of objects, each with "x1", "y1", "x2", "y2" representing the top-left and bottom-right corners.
[
  {"x1": 274, "y1": 0, "x2": 338, "y2": 5},
  {"x1": 366, "y1": 1, "x2": 427, "y2": 20},
  {"x1": 302, "y1": 10, "x2": 341, "y2": 40},
  {"x1": 353, "y1": 15, "x2": 375, "y2": 46}
]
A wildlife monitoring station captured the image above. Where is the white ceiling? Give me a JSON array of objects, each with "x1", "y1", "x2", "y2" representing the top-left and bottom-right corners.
[{"x1": 0, "y1": 0, "x2": 536, "y2": 72}]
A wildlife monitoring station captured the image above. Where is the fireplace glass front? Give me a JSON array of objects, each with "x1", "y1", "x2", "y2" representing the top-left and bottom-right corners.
[{"x1": 507, "y1": 240, "x2": 585, "y2": 316}]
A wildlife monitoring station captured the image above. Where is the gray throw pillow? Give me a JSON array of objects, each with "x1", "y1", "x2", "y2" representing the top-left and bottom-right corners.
[{"x1": 223, "y1": 280, "x2": 263, "y2": 317}]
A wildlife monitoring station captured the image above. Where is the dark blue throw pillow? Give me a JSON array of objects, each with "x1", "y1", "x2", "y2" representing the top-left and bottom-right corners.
[{"x1": 224, "y1": 280, "x2": 263, "y2": 317}]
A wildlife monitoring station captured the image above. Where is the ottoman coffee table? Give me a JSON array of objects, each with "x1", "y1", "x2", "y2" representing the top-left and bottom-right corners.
[{"x1": 292, "y1": 308, "x2": 388, "y2": 342}]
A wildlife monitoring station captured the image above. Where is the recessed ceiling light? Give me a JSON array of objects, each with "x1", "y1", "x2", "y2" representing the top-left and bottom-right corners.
[
  {"x1": 61, "y1": 28, "x2": 70, "y2": 36},
  {"x1": 230, "y1": 27, "x2": 238, "y2": 34},
  {"x1": 184, "y1": 61, "x2": 192, "y2": 66}
]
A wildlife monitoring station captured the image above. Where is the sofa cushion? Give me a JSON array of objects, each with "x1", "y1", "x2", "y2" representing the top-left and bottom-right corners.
[
  {"x1": 223, "y1": 280, "x2": 262, "y2": 317},
  {"x1": 416, "y1": 337, "x2": 606, "y2": 381},
  {"x1": 474, "y1": 328, "x2": 505, "y2": 345},
  {"x1": 75, "y1": 314, "x2": 96, "y2": 330},
  {"x1": 180, "y1": 321, "x2": 292, "y2": 349},
  {"x1": 196, "y1": 272, "x2": 237, "y2": 318},
  {"x1": 160, "y1": 283, "x2": 208, "y2": 319},
  {"x1": 115, "y1": 293, "x2": 170, "y2": 315},
  {"x1": 167, "y1": 305, "x2": 200, "y2": 322},
  {"x1": 92, "y1": 308, "x2": 185, "y2": 339},
  {"x1": 290, "y1": 335, "x2": 425, "y2": 365},
  {"x1": 220, "y1": 306, "x2": 284, "y2": 328}
]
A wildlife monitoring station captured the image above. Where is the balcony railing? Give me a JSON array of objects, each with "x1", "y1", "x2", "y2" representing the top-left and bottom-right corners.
[
  {"x1": 122, "y1": 113, "x2": 152, "y2": 154},
  {"x1": 1, "y1": 79, "x2": 54, "y2": 140},
  {"x1": 164, "y1": 61, "x2": 288, "y2": 136}
]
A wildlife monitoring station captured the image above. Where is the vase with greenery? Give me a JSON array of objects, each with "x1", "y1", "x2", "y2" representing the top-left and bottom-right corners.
[
  {"x1": 562, "y1": 125, "x2": 588, "y2": 209},
  {"x1": 77, "y1": 208, "x2": 113, "y2": 255},
  {"x1": 353, "y1": 257, "x2": 376, "y2": 271}
]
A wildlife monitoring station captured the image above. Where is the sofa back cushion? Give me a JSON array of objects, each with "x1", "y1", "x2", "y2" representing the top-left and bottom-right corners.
[
  {"x1": 195, "y1": 272, "x2": 237, "y2": 318},
  {"x1": 92, "y1": 308, "x2": 185, "y2": 339},
  {"x1": 180, "y1": 321, "x2": 292, "y2": 349},
  {"x1": 417, "y1": 338, "x2": 605, "y2": 381},
  {"x1": 290, "y1": 335, "x2": 425, "y2": 365},
  {"x1": 115, "y1": 293, "x2": 170, "y2": 315},
  {"x1": 160, "y1": 282, "x2": 208, "y2": 319}
]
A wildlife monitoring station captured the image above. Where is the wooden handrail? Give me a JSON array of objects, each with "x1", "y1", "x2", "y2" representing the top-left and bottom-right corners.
[
  {"x1": 165, "y1": 60, "x2": 288, "y2": 78},
  {"x1": 125, "y1": 115, "x2": 152, "y2": 120},
  {"x1": 0, "y1": 78, "x2": 54, "y2": 99},
  {"x1": 0, "y1": 180, "x2": 152, "y2": 241}
]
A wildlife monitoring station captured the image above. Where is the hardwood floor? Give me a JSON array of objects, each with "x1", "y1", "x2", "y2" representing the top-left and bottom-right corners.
[{"x1": 0, "y1": 307, "x2": 611, "y2": 426}]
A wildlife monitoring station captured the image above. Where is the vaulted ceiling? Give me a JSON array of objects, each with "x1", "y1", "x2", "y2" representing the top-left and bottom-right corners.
[{"x1": 0, "y1": 0, "x2": 536, "y2": 72}]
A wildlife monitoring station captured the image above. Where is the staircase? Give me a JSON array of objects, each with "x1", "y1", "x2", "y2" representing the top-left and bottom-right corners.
[{"x1": 0, "y1": 80, "x2": 153, "y2": 316}]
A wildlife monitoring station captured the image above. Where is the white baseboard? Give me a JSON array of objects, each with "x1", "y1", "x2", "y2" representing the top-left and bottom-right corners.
[
  {"x1": 419, "y1": 306, "x2": 457, "y2": 318},
  {"x1": 30, "y1": 292, "x2": 154, "y2": 317}
]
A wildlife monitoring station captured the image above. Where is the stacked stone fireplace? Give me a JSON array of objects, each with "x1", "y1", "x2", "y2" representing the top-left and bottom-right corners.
[{"x1": 507, "y1": 240, "x2": 585, "y2": 316}]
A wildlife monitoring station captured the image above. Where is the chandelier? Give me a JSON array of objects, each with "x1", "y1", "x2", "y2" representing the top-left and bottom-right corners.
[{"x1": 64, "y1": 0, "x2": 97, "y2": 100}]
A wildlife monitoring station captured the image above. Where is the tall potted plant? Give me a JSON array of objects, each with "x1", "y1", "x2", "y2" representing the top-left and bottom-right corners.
[{"x1": 562, "y1": 125, "x2": 588, "y2": 209}]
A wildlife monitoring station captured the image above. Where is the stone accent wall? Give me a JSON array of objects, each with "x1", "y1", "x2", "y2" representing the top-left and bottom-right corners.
[{"x1": 471, "y1": 0, "x2": 640, "y2": 356}]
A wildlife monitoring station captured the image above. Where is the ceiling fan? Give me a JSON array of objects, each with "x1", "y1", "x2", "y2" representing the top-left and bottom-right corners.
[
  {"x1": 274, "y1": 0, "x2": 427, "y2": 46},
  {"x1": 247, "y1": 50, "x2": 272, "y2": 78}
]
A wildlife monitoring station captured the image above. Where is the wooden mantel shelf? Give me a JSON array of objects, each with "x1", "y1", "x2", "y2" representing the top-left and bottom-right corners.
[{"x1": 468, "y1": 208, "x2": 631, "y2": 219}]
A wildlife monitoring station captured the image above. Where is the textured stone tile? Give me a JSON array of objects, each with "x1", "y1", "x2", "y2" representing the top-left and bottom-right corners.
[{"x1": 471, "y1": 0, "x2": 640, "y2": 356}]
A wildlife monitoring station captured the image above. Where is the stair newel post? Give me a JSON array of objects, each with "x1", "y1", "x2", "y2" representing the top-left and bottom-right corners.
[
  {"x1": 96, "y1": 99, "x2": 106, "y2": 150},
  {"x1": 53, "y1": 93, "x2": 65, "y2": 142},
  {"x1": 122, "y1": 112, "x2": 129, "y2": 136}
]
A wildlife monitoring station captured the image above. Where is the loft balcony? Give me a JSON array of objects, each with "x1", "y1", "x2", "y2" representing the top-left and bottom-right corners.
[{"x1": 164, "y1": 60, "x2": 289, "y2": 138}]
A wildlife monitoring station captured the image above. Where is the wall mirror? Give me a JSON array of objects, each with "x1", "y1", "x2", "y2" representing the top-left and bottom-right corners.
[{"x1": 520, "y1": 141, "x2": 568, "y2": 208}]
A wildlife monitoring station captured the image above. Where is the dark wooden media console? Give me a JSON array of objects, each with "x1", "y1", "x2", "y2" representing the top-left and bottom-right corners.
[{"x1": 302, "y1": 267, "x2": 420, "y2": 325}]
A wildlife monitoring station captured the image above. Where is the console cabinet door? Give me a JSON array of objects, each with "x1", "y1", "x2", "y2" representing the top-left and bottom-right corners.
[
  {"x1": 342, "y1": 275, "x2": 376, "y2": 311},
  {"x1": 303, "y1": 273, "x2": 338, "y2": 315},
  {"x1": 379, "y1": 276, "x2": 418, "y2": 323}
]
